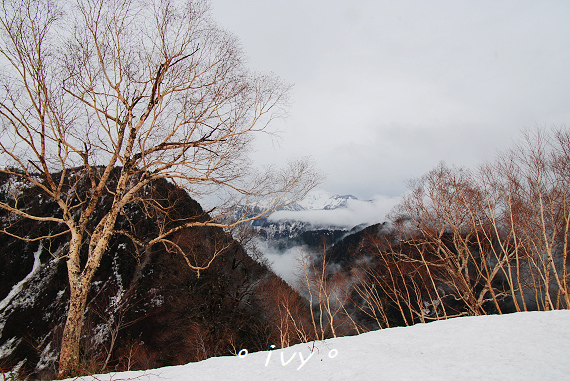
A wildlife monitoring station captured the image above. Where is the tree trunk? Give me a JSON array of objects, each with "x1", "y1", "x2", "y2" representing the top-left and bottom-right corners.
[
  {"x1": 58, "y1": 281, "x2": 90, "y2": 379},
  {"x1": 58, "y1": 210, "x2": 121, "y2": 378}
]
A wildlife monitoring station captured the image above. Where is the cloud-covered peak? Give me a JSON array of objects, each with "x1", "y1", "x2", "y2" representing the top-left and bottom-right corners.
[
  {"x1": 295, "y1": 189, "x2": 358, "y2": 211},
  {"x1": 267, "y1": 189, "x2": 400, "y2": 229}
]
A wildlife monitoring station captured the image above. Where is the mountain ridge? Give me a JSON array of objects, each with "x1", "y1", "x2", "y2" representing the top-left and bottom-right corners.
[{"x1": 0, "y1": 170, "x2": 310, "y2": 379}]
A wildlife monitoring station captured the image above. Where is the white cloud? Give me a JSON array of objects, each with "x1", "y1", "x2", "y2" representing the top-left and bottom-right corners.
[
  {"x1": 268, "y1": 194, "x2": 400, "y2": 228},
  {"x1": 254, "y1": 239, "x2": 306, "y2": 289}
]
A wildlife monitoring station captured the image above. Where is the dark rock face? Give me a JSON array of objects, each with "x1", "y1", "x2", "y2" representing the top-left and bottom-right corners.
[{"x1": 0, "y1": 171, "x2": 298, "y2": 379}]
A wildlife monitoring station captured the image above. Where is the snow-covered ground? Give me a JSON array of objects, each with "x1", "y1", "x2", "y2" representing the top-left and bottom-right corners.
[{"x1": 72, "y1": 310, "x2": 570, "y2": 381}]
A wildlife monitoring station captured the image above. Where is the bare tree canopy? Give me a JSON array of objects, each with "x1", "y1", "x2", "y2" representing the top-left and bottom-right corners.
[
  {"x1": 388, "y1": 126, "x2": 570, "y2": 317},
  {"x1": 0, "y1": 0, "x2": 319, "y2": 377}
]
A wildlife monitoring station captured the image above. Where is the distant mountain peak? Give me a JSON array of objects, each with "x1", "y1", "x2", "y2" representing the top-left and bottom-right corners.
[{"x1": 294, "y1": 190, "x2": 362, "y2": 211}]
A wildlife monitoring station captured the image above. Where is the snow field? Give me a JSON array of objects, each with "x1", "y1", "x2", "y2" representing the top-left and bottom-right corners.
[{"x1": 71, "y1": 310, "x2": 570, "y2": 381}]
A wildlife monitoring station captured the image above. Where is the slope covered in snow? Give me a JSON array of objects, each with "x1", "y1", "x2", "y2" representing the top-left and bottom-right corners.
[{"x1": 71, "y1": 310, "x2": 570, "y2": 381}]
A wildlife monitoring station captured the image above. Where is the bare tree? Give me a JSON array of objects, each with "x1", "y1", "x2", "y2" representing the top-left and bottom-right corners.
[
  {"x1": 0, "y1": 0, "x2": 318, "y2": 377},
  {"x1": 388, "y1": 126, "x2": 570, "y2": 319},
  {"x1": 490, "y1": 128, "x2": 570, "y2": 310},
  {"x1": 298, "y1": 248, "x2": 357, "y2": 340},
  {"x1": 258, "y1": 276, "x2": 313, "y2": 348}
]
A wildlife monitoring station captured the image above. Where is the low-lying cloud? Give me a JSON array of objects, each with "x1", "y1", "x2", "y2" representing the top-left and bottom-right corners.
[
  {"x1": 254, "y1": 238, "x2": 307, "y2": 288},
  {"x1": 267, "y1": 194, "x2": 401, "y2": 229}
]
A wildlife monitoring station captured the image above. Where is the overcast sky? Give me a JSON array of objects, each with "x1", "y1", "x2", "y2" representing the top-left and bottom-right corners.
[{"x1": 209, "y1": 0, "x2": 570, "y2": 199}]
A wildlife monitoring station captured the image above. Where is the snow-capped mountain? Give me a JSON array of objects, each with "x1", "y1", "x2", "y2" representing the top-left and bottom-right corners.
[
  {"x1": 292, "y1": 189, "x2": 360, "y2": 211},
  {"x1": 236, "y1": 189, "x2": 398, "y2": 245},
  {"x1": 248, "y1": 190, "x2": 368, "y2": 242}
]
